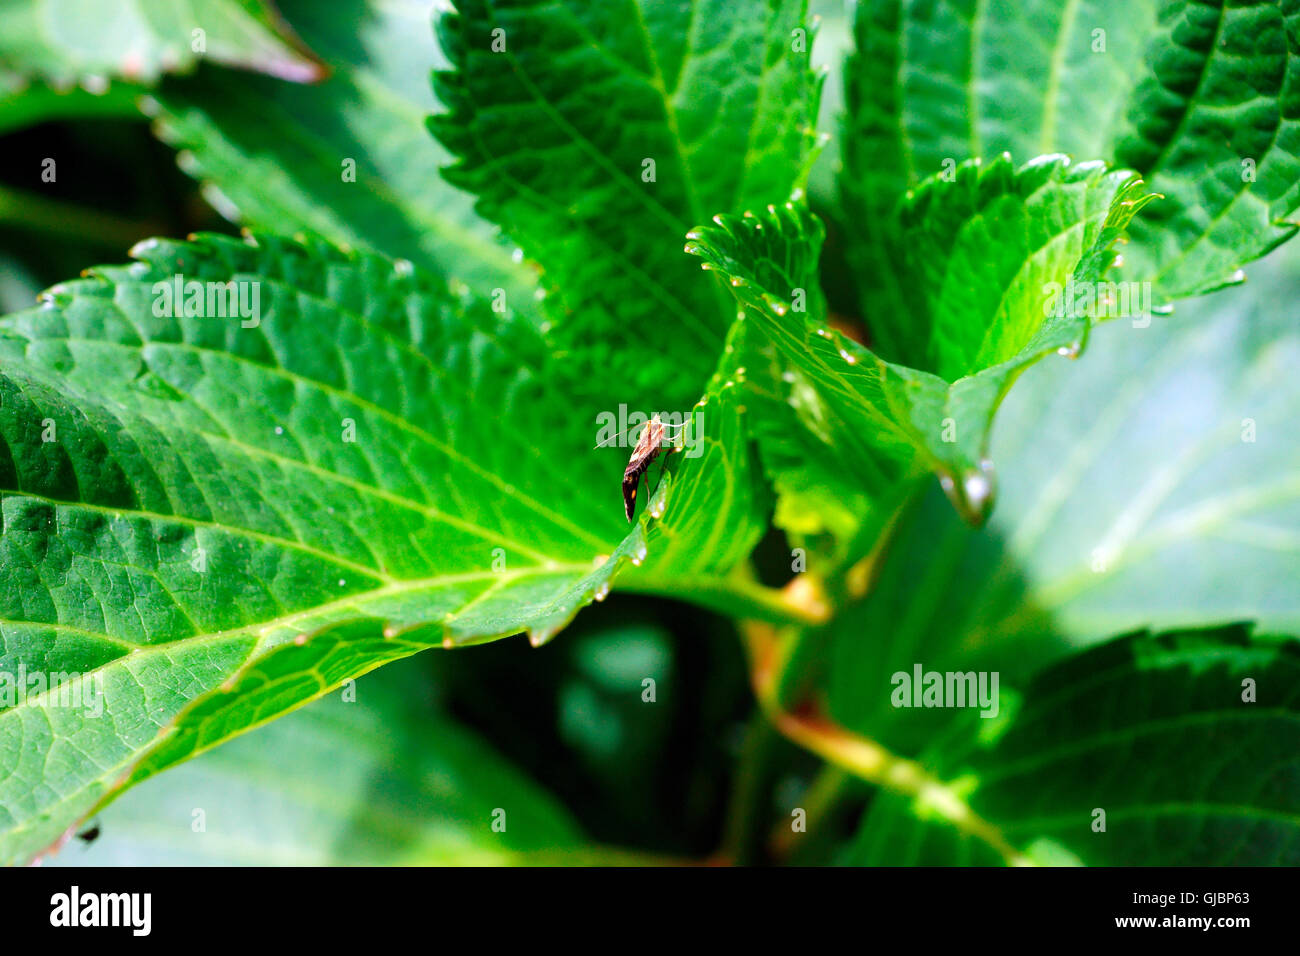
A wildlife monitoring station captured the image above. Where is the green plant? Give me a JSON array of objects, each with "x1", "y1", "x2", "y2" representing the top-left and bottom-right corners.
[{"x1": 1, "y1": 0, "x2": 1297, "y2": 866}]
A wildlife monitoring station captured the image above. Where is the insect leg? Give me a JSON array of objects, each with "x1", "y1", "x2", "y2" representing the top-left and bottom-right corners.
[{"x1": 649, "y1": 452, "x2": 670, "y2": 498}]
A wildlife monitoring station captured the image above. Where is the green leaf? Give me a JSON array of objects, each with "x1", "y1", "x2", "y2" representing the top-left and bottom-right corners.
[
  {"x1": 0, "y1": 77, "x2": 143, "y2": 136},
  {"x1": 687, "y1": 201, "x2": 911, "y2": 554},
  {"x1": 41, "y1": 656, "x2": 601, "y2": 865},
  {"x1": 0, "y1": 0, "x2": 324, "y2": 86},
  {"x1": 843, "y1": 625, "x2": 1300, "y2": 866},
  {"x1": 805, "y1": 0, "x2": 854, "y2": 209},
  {"x1": 739, "y1": 321, "x2": 882, "y2": 550},
  {"x1": 0, "y1": 233, "x2": 776, "y2": 864},
  {"x1": 151, "y1": 0, "x2": 534, "y2": 305},
  {"x1": 429, "y1": 0, "x2": 824, "y2": 412},
  {"x1": 841, "y1": 0, "x2": 1300, "y2": 309},
  {"x1": 686, "y1": 154, "x2": 1154, "y2": 532},
  {"x1": 824, "y1": 239, "x2": 1300, "y2": 756}
]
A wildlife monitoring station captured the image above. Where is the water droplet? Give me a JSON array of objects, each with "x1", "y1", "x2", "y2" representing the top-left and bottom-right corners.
[
  {"x1": 964, "y1": 471, "x2": 992, "y2": 508},
  {"x1": 938, "y1": 459, "x2": 997, "y2": 527},
  {"x1": 393, "y1": 258, "x2": 413, "y2": 277},
  {"x1": 274, "y1": 426, "x2": 284, "y2": 435},
  {"x1": 593, "y1": 582, "x2": 610, "y2": 602}
]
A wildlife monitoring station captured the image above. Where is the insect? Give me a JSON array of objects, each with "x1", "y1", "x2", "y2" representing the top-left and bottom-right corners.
[
  {"x1": 76, "y1": 820, "x2": 101, "y2": 845},
  {"x1": 595, "y1": 414, "x2": 692, "y2": 521}
]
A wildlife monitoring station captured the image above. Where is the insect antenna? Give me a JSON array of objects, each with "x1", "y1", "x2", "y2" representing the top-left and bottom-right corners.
[{"x1": 591, "y1": 416, "x2": 695, "y2": 449}]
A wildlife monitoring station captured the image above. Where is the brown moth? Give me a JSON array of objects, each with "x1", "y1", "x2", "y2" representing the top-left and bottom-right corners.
[
  {"x1": 601, "y1": 413, "x2": 694, "y2": 522},
  {"x1": 622, "y1": 414, "x2": 668, "y2": 522},
  {"x1": 595, "y1": 413, "x2": 691, "y2": 522}
]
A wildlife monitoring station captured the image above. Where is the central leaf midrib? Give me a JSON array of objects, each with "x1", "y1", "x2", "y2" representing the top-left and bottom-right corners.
[
  {"x1": 1037, "y1": 0, "x2": 1083, "y2": 154},
  {"x1": 481, "y1": 0, "x2": 735, "y2": 341}
]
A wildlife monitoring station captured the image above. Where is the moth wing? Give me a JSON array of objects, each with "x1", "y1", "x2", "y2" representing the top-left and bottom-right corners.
[{"x1": 622, "y1": 469, "x2": 640, "y2": 522}]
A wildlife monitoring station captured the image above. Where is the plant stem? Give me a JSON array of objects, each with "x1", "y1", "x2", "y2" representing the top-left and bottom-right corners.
[
  {"x1": 727, "y1": 479, "x2": 1029, "y2": 864},
  {"x1": 767, "y1": 763, "x2": 855, "y2": 862},
  {"x1": 772, "y1": 706, "x2": 1030, "y2": 865},
  {"x1": 618, "y1": 562, "x2": 830, "y2": 628},
  {"x1": 745, "y1": 618, "x2": 1031, "y2": 866}
]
